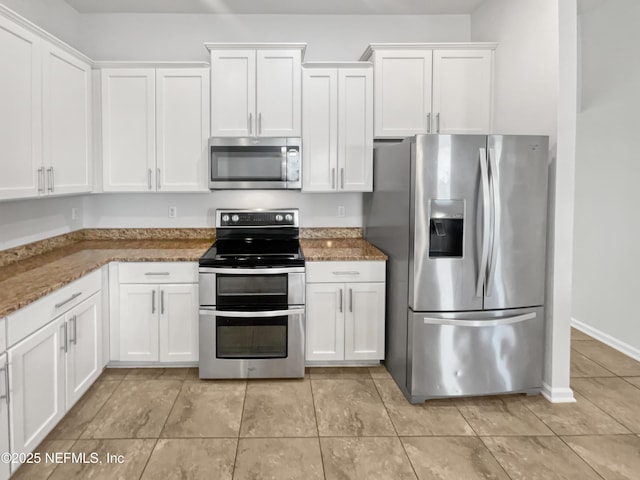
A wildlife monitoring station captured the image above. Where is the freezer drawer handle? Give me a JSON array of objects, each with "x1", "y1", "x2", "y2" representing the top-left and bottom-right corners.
[{"x1": 423, "y1": 312, "x2": 536, "y2": 328}]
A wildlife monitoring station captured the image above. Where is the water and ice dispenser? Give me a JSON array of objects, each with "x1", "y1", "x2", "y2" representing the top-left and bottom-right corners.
[{"x1": 428, "y1": 200, "x2": 464, "y2": 258}]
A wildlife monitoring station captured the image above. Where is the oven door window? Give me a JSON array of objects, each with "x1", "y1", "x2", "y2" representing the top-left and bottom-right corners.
[
  {"x1": 211, "y1": 146, "x2": 286, "y2": 181},
  {"x1": 216, "y1": 316, "x2": 287, "y2": 359},
  {"x1": 217, "y1": 274, "x2": 288, "y2": 306}
]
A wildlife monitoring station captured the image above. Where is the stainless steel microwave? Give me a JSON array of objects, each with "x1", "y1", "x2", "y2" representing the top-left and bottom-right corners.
[{"x1": 208, "y1": 137, "x2": 301, "y2": 190}]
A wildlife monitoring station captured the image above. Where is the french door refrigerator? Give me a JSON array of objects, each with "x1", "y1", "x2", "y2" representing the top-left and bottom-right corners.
[{"x1": 364, "y1": 134, "x2": 548, "y2": 403}]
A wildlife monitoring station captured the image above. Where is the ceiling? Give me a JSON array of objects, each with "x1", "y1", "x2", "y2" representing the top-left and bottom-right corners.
[{"x1": 63, "y1": 0, "x2": 486, "y2": 15}]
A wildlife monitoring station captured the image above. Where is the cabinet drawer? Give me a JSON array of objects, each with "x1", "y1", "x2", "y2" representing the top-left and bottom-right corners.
[
  {"x1": 118, "y1": 262, "x2": 198, "y2": 284},
  {"x1": 7, "y1": 268, "x2": 102, "y2": 347},
  {"x1": 306, "y1": 261, "x2": 385, "y2": 283}
]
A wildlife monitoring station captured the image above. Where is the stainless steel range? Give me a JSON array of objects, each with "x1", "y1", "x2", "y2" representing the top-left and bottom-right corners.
[{"x1": 198, "y1": 209, "x2": 305, "y2": 379}]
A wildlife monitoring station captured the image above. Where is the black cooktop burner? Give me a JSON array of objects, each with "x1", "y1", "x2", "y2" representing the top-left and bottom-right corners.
[{"x1": 199, "y1": 239, "x2": 305, "y2": 268}]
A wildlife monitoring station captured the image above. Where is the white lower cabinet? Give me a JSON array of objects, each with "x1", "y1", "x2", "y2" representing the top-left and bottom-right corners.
[
  {"x1": 114, "y1": 263, "x2": 199, "y2": 364},
  {"x1": 5, "y1": 272, "x2": 102, "y2": 473},
  {"x1": 305, "y1": 261, "x2": 385, "y2": 363},
  {"x1": 0, "y1": 353, "x2": 11, "y2": 480}
]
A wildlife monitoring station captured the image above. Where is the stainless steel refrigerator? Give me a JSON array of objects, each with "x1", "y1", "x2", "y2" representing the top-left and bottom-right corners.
[{"x1": 364, "y1": 134, "x2": 548, "y2": 403}]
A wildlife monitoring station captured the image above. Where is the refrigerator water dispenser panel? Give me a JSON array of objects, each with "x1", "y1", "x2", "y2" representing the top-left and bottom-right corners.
[{"x1": 429, "y1": 200, "x2": 464, "y2": 258}]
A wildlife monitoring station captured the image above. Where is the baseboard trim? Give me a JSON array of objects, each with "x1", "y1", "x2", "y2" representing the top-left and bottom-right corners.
[
  {"x1": 572, "y1": 318, "x2": 640, "y2": 362},
  {"x1": 541, "y1": 382, "x2": 576, "y2": 403}
]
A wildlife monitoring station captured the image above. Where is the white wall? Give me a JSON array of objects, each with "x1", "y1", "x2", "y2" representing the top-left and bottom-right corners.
[
  {"x1": 82, "y1": 191, "x2": 363, "y2": 229},
  {"x1": 572, "y1": 0, "x2": 640, "y2": 356},
  {"x1": 471, "y1": 0, "x2": 577, "y2": 402},
  {"x1": 79, "y1": 13, "x2": 470, "y2": 61},
  {"x1": 471, "y1": 1, "x2": 558, "y2": 143},
  {"x1": 0, "y1": 196, "x2": 83, "y2": 250},
  {"x1": 0, "y1": 0, "x2": 81, "y2": 48}
]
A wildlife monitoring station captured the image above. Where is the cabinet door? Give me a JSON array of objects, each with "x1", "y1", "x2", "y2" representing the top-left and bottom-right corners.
[
  {"x1": 118, "y1": 285, "x2": 159, "y2": 362},
  {"x1": 432, "y1": 50, "x2": 493, "y2": 134},
  {"x1": 0, "y1": 16, "x2": 42, "y2": 200},
  {"x1": 338, "y1": 67, "x2": 373, "y2": 192},
  {"x1": 256, "y1": 49, "x2": 301, "y2": 137},
  {"x1": 0, "y1": 354, "x2": 10, "y2": 480},
  {"x1": 65, "y1": 293, "x2": 102, "y2": 409},
  {"x1": 157, "y1": 68, "x2": 210, "y2": 191},
  {"x1": 8, "y1": 317, "x2": 65, "y2": 463},
  {"x1": 42, "y1": 42, "x2": 92, "y2": 195},
  {"x1": 344, "y1": 283, "x2": 385, "y2": 361},
  {"x1": 102, "y1": 69, "x2": 156, "y2": 191},
  {"x1": 305, "y1": 283, "x2": 344, "y2": 362},
  {"x1": 373, "y1": 50, "x2": 432, "y2": 138},
  {"x1": 302, "y1": 68, "x2": 338, "y2": 192},
  {"x1": 159, "y1": 284, "x2": 198, "y2": 362},
  {"x1": 210, "y1": 50, "x2": 256, "y2": 136}
]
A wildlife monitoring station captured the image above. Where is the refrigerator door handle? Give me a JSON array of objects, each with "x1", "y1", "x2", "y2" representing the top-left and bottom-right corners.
[
  {"x1": 423, "y1": 312, "x2": 536, "y2": 327},
  {"x1": 476, "y1": 148, "x2": 491, "y2": 297},
  {"x1": 486, "y1": 148, "x2": 500, "y2": 296}
]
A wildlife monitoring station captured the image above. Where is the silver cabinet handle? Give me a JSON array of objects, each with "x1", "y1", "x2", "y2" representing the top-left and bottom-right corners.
[
  {"x1": 60, "y1": 322, "x2": 68, "y2": 353},
  {"x1": 161, "y1": 290, "x2": 165, "y2": 315},
  {"x1": 349, "y1": 288, "x2": 353, "y2": 313},
  {"x1": 258, "y1": 112, "x2": 262, "y2": 134},
  {"x1": 47, "y1": 167, "x2": 54, "y2": 193},
  {"x1": 339, "y1": 288, "x2": 343, "y2": 313},
  {"x1": 427, "y1": 113, "x2": 431, "y2": 133},
  {"x1": 55, "y1": 292, "x2": 82, "y2": 309},
  {"x1": 436, "y1": 112, "x2": 441, "y2": 133},
  {"x1": 340, "y1": 168, "x2": 345, "y2": 189},
  {"x1": 37, "y1": 167, "x2": 45, "y2": 193},
  {"x1": 152, "y1": 289, "x2": 156, "y2": 314},
  {"x1": 144, "y1": 272, "x2": 170, "y2": 276},
  {"x1": 332, "y1": 271, "x2": 360, "y2": 276},
  {"x1": 248, "y1": 112, "x2": 253, "y2": 135},
  {"x1": 0, "y1": 365, "x2": 10, "y2": 405},
  {"x1": 157, "y1": 168, "x2": 161, "y2": 190},
  {"x1": 148, "y1": 168, "x2": 152, "y2": 190},
  {"x1": 331, "y1": 168, "x2": 336, "y2": 189},
  {"x1": 69, "y1": 315, "x2": 77, "y2": 345}
]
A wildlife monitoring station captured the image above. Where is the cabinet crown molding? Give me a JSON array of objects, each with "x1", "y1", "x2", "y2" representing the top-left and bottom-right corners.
[
  {"x1": 0, "y1": 4, "x2": 93, "y2": 66},
  {"x1": 359, "y1": 42, "x2": 499, "y2": 61},
  {"x1": 204, "y1": 42, "x2": 307, "y2": 57}
]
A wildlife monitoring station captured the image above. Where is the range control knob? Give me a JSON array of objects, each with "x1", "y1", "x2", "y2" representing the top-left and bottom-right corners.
[
  {"x1": 285, "y1": 214, "x2": 293, "y2": 222},
  {"x1": 275, "y1": 214, "x2": 283, "y2": 222},
  {"x1": 222, "y1": 214, "x2": 230, "y2": 222},
  {"x1": 231, "y1": 215, "x2": 240, "y2": 222}
]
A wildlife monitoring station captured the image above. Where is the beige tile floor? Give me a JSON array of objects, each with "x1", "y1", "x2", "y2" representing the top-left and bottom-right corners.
[{"x1": 12, "y1": 328, "x2": 640, "y2": 480}]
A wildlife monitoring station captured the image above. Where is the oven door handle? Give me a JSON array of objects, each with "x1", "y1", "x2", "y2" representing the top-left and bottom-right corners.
[
  {"x1": 199, "y1": 308, "x2": 305, "y2": 318},
  {"x1": 199, "y1": 267, "x2": 305, "y2": 275}
]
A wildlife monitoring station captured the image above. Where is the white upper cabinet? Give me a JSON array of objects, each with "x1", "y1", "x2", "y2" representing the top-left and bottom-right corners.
[
  {"x1": 102, "y1": 66, "x2": 209, "y2": 192},
  {"x1": 101, "y1": 69, "x2": 156, "y2": 192},
  {"x1": 210, "y1": 49, "x2": 256, "y2": 137},
  {"x1": 372, "y1": 50, "x2": 433, "y2": 138},
  {"x1": 302, "y1": 63, "x2": 373, "y2": 193},
  {"x1": 42, "y1": 43, "x2": 92, "y2": 195},
  {"x1": 432, "y1": 49, "x2": 493, "y2": 134},
  {"x1": 156, "y1": 68, "x2": 210, "y2": 191},
  {"x1": 208, "y1": 44, "x2": 305, "y2": 137},
  {"x1": 0, "y1": 16, "x2": 42, "y2": 200},
  {"x1": 362, "y1": 44, "x2": 496, "y2": 138}
]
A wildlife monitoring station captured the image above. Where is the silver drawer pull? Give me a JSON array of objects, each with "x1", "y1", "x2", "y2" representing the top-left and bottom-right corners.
[
  {"x1": 144, "y1": 272, "x2": 170, "y2": 276},
  {"x1": 0, "y1": 365, "x2": 9, "y2": 405},
  {"x1": 332, "y1": 271, "x2": 360, "y2": 276},
  {"x1": 55, "y1": 292, "x2": 82, "y2": 309}
]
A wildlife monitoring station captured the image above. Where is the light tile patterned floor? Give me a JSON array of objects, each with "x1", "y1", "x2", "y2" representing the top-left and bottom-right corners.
[{"x1": 12, "y1": 329, "x2": 640, "y2": 479}]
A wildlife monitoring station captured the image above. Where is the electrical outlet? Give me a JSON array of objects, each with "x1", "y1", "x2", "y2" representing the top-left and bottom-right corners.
[
  {"x1": 337, "y1": 206, "x2": 346, "y2": 217},
  {"x1": 71, "y1": 208, "x2": 79, "y2": 220},
  {"x1": 168, "y1": 206, "x2": 177, "y2": 218}
]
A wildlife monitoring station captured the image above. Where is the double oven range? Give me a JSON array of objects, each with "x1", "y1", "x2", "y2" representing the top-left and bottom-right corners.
[{"x1": 198, "y1": 209, "x2": 305, "y2": 379}]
